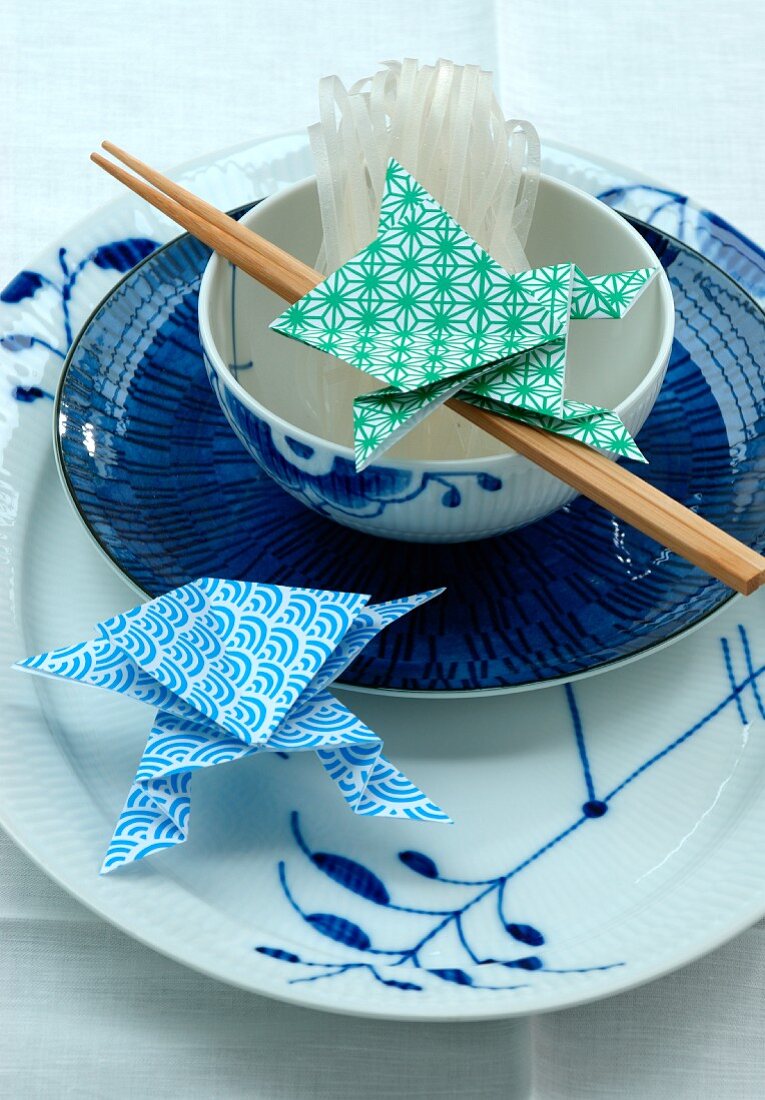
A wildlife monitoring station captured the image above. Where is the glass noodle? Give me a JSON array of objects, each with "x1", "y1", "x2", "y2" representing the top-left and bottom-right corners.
[
  {"x1": 296, "y1": 59, "x2": 540, "y2": 459},
  {"x1": 309, "y1": 59, "x2": 540, "y2": 274}
]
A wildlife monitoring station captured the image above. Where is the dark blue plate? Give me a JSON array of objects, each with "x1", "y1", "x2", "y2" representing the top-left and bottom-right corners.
[{"x1": 56, "y1": 214, "x2": 765, "y2": 692}]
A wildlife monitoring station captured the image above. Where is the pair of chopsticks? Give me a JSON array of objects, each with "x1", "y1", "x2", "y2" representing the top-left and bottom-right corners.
[{"x1": 91, "y1": 143, "x2": 765, "y2": 595}]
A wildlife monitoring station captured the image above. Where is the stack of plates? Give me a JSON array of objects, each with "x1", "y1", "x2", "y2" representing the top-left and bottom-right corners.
[{"x1": 1, "y1": 132, "x2": 764, "y2": 1019}]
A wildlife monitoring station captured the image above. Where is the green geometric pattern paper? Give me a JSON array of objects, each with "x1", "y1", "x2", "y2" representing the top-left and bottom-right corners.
[
  {"x1": 270, "y1": 158, "x2": 657, "y2": 471},
  {"x1": 351, "y1": 359, "x2": 506, "y2": 470},
  {"x1": 353, "y1": 368, "x2": 647, "y2": 470},
  {"x1": 351, "y1": 339, "x2": 569, "y2": 469},
  {"x1": 460, "y1": 392, "x2": 647, "y2": 463},
  {"x1": 271, "y1": 159, "x2": 574, "y2": 391},
  {"x1": 353, "y1": 376, "x2": 469, "y2": 470},
  {"x1": 570, "y1": 266, "x2": 657, "y2": 319},
  {"x1": 461, "y1": 339, "x2": 567, "y2": 415}
]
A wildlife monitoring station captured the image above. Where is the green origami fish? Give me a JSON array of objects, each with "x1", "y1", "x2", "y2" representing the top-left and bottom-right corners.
[{"x1": 271, "y1": 158, "x2": 657, "y2": 470}]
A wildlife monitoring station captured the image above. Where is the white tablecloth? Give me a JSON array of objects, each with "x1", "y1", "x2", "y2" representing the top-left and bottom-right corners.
[{"x1": 3, "y1": 2, "x2": 764, "y2": 1096}]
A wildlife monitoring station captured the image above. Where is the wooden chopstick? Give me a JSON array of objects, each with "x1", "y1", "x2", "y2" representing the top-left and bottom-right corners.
[
  {"x1": 100, "y1": 142, "x2": 321, "y2": 300},
  {"x1": 91, "y1": 150, "x2": 319, "y2": 303},
  {"x1": 91, "y1": 145, "x2": 765, "y2": 595},
  {"x1": 450, "y1": 400, "x2": 764, "y2": 592}
]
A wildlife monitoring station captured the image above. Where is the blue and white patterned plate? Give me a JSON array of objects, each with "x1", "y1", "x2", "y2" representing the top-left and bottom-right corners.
[
  {"x1": 55, "y1": 214, "x2": 765, "y2": 694},
  {"x1": 1, "y1": 134, "x2": 764, "y2": 1021}
]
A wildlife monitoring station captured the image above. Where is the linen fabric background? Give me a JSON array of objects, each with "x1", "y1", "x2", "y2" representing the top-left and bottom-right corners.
[{"x1": 2, "y1": 1, "x2": 764, "y2": 1096}]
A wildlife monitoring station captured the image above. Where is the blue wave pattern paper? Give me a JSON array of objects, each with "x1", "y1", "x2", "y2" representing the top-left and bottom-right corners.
[
  {"x1": 16, "y1": 579, "x2": 449, "y2": 872},
  {"x1": 100, "y1": 577, "x2": 370, "y2": 745}
]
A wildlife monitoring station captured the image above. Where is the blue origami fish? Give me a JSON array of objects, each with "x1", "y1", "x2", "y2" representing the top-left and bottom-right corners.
[{"x1": 15, "y1": 578, "x2": 449, "y2": 873}]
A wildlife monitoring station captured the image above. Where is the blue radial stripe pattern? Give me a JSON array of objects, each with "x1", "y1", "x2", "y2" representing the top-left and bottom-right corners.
[
  {"x1": 56, "y1": 216, "x2": 765, "y2": 692},
  {"x1": 17, "y1": 580, "x2": 450, "y2": 872}
]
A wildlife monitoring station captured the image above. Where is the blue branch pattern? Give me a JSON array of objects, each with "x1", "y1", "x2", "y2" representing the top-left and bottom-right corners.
[
  {"x1": 256, "y1": 625, "x2": 764, "y2": 993},
  {"x1": 1, "y1": 238, "x2": 158, "y2": 402}
]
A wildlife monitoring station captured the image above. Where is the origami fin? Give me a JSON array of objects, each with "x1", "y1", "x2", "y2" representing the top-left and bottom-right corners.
[
  {"x1": 570, "y1": 266, "x2": 658, "y2": 319},
  {"x1": 352, "y1": 338, "x2": 570, "y2": 470},
  {"x1": 461, "y1": 338, "x2": 567, "y2": 417},
  {"x1": 318, "y1": 743, "x2": 452, "y2": 822},
  {"x1": 353, "y1": 373, "x2": 476, "y2": 470},
  {"x1": 268, "y1": 691, "x2": 381, "y2": 750},
  {"x1": 461, "y1": 392, "x2": 647, "y2": 462},
  {"x1": 103, "y1": 579, "x2": 371, "y2": 746},
  {"x1": 101, "y1": 772, "x2": 192, "y2": 874},
  {"x1": 14, "y1": 637, "x2": 194, "y2": 719},
  {"x1": 298, "y1": 588, "x2": 444, "y2": 692}
]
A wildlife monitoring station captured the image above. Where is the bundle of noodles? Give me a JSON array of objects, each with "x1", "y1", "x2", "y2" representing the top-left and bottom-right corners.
[
  {"x1": 309, "y1": 59, "x2": 540, "y2": 275},
  {"x1": 295, "y1": 59, "x2": 541, "y2": 458}
]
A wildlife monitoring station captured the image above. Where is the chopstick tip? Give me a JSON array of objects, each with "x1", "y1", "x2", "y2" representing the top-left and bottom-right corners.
[{"x1": 740, "y1": 566, "x2": 765, "y2": 596}]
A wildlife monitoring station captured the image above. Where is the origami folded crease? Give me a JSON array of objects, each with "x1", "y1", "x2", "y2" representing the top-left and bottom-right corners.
[
  {"x1": 16, "y1": 579, "x2": 450, "y2": 873},
  {"x1": 270, "y1": 158, "x2": 657, "y2": 470}
]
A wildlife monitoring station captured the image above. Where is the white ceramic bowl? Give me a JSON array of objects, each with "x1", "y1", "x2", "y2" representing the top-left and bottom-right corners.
[{"x1": 199, "y1": 175, "x2": 675, "y2": 542}]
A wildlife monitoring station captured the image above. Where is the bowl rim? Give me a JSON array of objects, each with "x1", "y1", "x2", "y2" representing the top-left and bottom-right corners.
[{"x1": 198, "y1": 173, "x2": 676, "y2": 472}]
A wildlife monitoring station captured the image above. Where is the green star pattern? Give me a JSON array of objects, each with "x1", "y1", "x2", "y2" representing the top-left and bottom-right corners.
[
  {"x1": 460, "y1": 392, "x2": 647, "y2": 464},
  {"x1": 270, "y1": 158, "x2": 658, "y2": 470},
  {"x1": 271, "y1": 159, "x2": 574, "y2": 391},
  {"x1": 462, "y1": 339, "x2": 567, "y2": 414},
  {"x1": 352, "y1": 369, "x2": 488, "y2": 469},
  {"x1": 570, "y1": 267, "x2": 656, "y2": 319}
]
